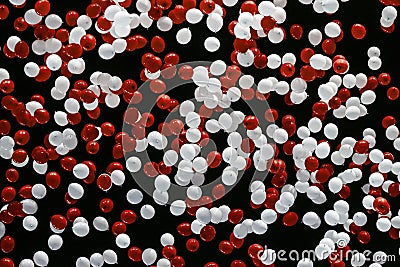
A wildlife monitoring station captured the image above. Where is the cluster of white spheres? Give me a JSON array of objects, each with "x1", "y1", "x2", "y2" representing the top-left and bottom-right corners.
[
  {"x1": 381, "y1": 6, "x2": 397, "y2": 28},
  {"x1": 312, "y1": 0, "x2": 340, "y2": 14},
  {"x1": 367, "y1": 46, "x2": 382, "y2": 71},
  {"x1": 76, "y1": 251, "x2": 117, "y2": 266}
]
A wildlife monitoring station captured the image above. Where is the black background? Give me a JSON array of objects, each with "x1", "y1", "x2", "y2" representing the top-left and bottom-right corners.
[{"x1": 1, "y1": 0, "x2": 400, "y2": 266}]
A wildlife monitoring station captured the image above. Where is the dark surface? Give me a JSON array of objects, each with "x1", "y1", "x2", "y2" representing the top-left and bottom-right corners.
[{"x1": 1, "y1": 0, "x2": 400, "y2": 266}]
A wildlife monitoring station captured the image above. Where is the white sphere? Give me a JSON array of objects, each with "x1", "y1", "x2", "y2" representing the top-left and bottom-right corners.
[
  {"x1": 160, "y1": 233, "x2": 174, "y2": 246},
  {"x1": 322, "y1": 0, "x2": 339, "y2": 13},
  {"x1": 126, "y1": 189, "x2": 143, "y2": 204},
  {"x1": 141, "y1": 204, "x2": 155, "y2": 219},
  {"x1": 368, "y1": 56, "x2": 382, "y2": 70},
  {"x1": 268, "y1": 27, "x2": 284, "y2": 44},
  {"x1": 32, "y1": 184, "x2": 47, "y2": 199},
  {"x1": 170, "y1": 200, "x2": 186, "y2": 216},
  {"x1": 186, "y1": 8, "x2": 203, "y2": 24},
  {"x1": 237, "y1": 50, "x2": 255, "y2": 67},
  {"x1": 303, "y1": 211, "x2": 320, "y2": 225},
  {"x1": 267, "y1": 54, "x2": 281, "y2": 69},
  {"x1": 369, "y1": 172, "x2": 384, "y2": 187},
  {"x1": 33, "y1": 251, "x2": 49, "y2": 267},
  {"x1": 204, "y1": 37, "x2": 220, "y2": 52},
  {"x1": 154, "y1": 16, "x2": 171, "y2": 31},
  {"x1": 103, "y1": 250, "x2": 118, "y2": 265},
  {"x1": 24, "y1": 62, "x2": 40, "y2": 77},
  {"x1": 315, "y1": 244, "x2": 332, "y2": 260},
  {"x1": 258, "y1": 1, "x2": 276, "y2": 16},
  {"x1": 155, "y1": 175, "x2": 171, "y2": 192},
  {"x1": 126, "y1": 156, "x2": 142, "y2": 172},
  {"x1": 251, "y1": 189, "x2": 266, "y2": 205},
  {"x1": 376, "y1": 217, "x2": 391, "y2": 232},
  {"x1": 116, "y1": 233, "x2": 130, "y2": 248},
  {"x1": 324, "y1": 210, "x2": 340, "y2": 226},
  {"x1": 353, "y1": 212, "x2": 367, "y2": 226},
  {"x1": 25, "y1": 9, "x2": 42, "y2": 25},
  {"x1": 46, "y1": 54, "x2": 62, "y2": 71},
  {"x1": 64, "y1": 98, "x2": 80, "y2": 114},
  {"x1": 72, "y1": 222, "x2": 89, "y2": 237},
  {"x1": 98, "y1": 43, "x2": 115, "y2": 60},
  {"x1": 386, "y1": 125, "x2": 399, "y2": 140},
  {"x1": 196, "y1": 207, "x2": 212, "y2": 224},
  {"x1": 156, "y1": 258, "x2": 171, "y2": 267},
  {"x1": 187, "y1": 185, "x2": 202, "y2": 200},
  {"x1": 139, "y1": 13, "x2": 153, "y2": 29},
  {"x1": 328, "y1": 178, "x2": 343, "y2": 193},
  {"x1": 382, "y1": 6, "x2": 397, "y2": 21},
  {"x1": 142, "y1": 248, "x2": 157, "y2": 266},
  {"x1": 324, "y1": 22, "x2": 341, "y2": 37},
  {"x1": 223, "y1": 0, "x2": 238, "y2": 6},
  {"x1": 308, "y1": 29, "x2": 322, "y2": 46},
  {"x1": 48, "y1": 235, "x2": 63, "y2": 250},
  {"x1": 324, "y1": 123, "x2": 338, "y2": 140},
  {"x1": 367, "y1": 46, "x2": 380, "y2": 57},
  {"x1": 90, "y1": 253, "x2": 104, "y2": 267},
  {"x1": 361, "y1": 90, "x2": 376, "y2": 105},
  {"x1": 369, "y1": 149, "x2": 384, "y2": 163},
  {"x1": 21, "y1": 199, "x2": 38, "y2": 214},
  {"x1": 176, "y1": 28, "x2": 192, "y2": 44},
  {"x1": 186, "y1": 111, "x2": 201, "y2": 128},
  {"x1": 252, "y1": 220, "x2": 268, "y2": 235},
  {"x1": 345, "y1": 106, "x2": 360, "y2": 120},
  {"x1": 23, "y1": 215, "x2": 38, "y2": 231},
  {"x1": 180, "y1": 144, "x2": 196, "y2": 161},
  {"x1": 109, "y1": 170, "x2": 124, "y2": 186},
  {"x1": 68, "y1": 183, "x2": 84, "y2": 199},
  {"x1": 76, "y1": 257, "x2": 90, "y2": 267},
  {"x1": 210, "y1": 60, "x2": 226, "y2": 75},
  {"x1": 297, "y1": 258, "x2": 313, "y2": 267},
  {"x1": 207, "y1": 13, "x2": 223, "y2": 32},
  {"x1": 308, "y1": 117, "x2": 322, "y2": 133},
  {"x1": 45, "y1": 14, "x2": 62, "y2": 29},
  {"x1": 19, "y1": 259, "x2": 35, "y2": 267}
]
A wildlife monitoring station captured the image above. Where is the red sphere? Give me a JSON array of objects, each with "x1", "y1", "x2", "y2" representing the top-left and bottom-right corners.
[
  {"x1": 0, "y1": 236, "x2": 15, "y2": 253},
  {"x1": 373, "y1": 197, "x2": 390, "y2": 215},
  {"x1": 186, "y1": 238, "x2": 200, "y2": 252},
  {"x1": 200, "y1": 225, "x2": 216, "y2": 242},
  {"x1": 243, "y1": 116, "x2": 259, "y2": 130},
  {"x1": 99, "y1": 198, "x2": 114, "y2": 213},
  {"x1": 228, "y1": 209, "x2": 244, "y2": 224},
  {"x1": 120, "y1": 210, "x2": 137, "y2": 224},
  {"x1": 282, "y1": 212, "x2": 299, "y2": 226},
  {"x1": 351, "y1": 24, "x2": 366, "y2": 39},
  {"x1": 219, "y1": 240, "x2": 234, "y2": 254},
  {"x1": 127, "y1": 246, "x2": 142, "y2": 262}
]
